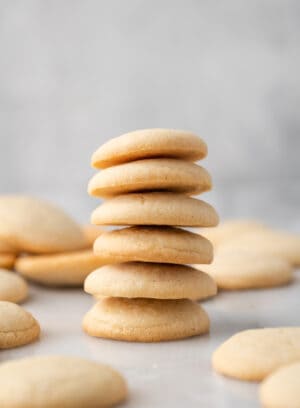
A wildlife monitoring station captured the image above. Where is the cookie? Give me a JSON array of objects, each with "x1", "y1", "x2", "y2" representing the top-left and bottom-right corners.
[
  {"x1": 83, "y1": 297, "x2": 209, "y2": 342},
  {"x1": 212, "y1": 327, "x2": 300, "y2": 381},
  {"x1": 91, "y1": 128, "x2": 207, "y2": 169},
  {"x1": 0, "y1": 301, "x2": 40, "y2": 349},
  {"x1": 91, "y1": 193, "x2": 219, "y2": 227},
  {"x1": 15, "y1": 250, "x2": 105, "y2": 287},
  {"x1": 221, "y1": 229, "x2": 300, "y2": 266},
  {"x1": 260, "y1": 361, "x2": 300, "y2": 408},
  {"x1": 0, "y1": 355, "x2": 127, "y2": 407},
  {"x1": 197, "y1": 248, "x2": 292, "y2": 290},
  {"x1": 0, "y1": 240, "x2": 16, "y2": 253},
  {"x1": 82, "y1": 224, "x2": 104, "y2": 245},
  {"x1": 93, "y1": 226, "x2": 213, "y2": 265},
  {"x1": 0, "y1": 269, "x2": 28, "y2": 303},
  {"x1": 0, "y1": 253, "x2": 16, "y2": 269},
  {"x1": 198, "y1": 219, "x2": 266, "y2": 247},
  {"x1": 84, "y1": 262, "x2": 217, "y2": 300},
  {"x1": 88, "y1": 158, "x2": 212, "y2": 198},
  {"x1": 0, "y1": 195, "x2": 88, "y2": 253}
]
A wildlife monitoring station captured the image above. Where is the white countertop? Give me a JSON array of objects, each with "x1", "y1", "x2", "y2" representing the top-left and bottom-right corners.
[{"x1": 2, "y1": 271, "x2": 299, "y2": 408}]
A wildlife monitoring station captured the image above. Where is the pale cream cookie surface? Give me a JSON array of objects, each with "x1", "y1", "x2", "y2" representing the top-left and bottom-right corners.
[
  {"x1": 0, "y1": 301, "x2": 40, "y2": 349},
  {"x1": 0, "y1": 195, "x2": 88, "y2": 253},
  {"x1": 212, "y1": 327, "x2": 300, "y2": 381},
  {"x1": 0, "y1": 355, "x2": 127, "y2": 407},
  {"x1": 196, "y1": 248, "x2": 292, "y2": 290},
  {"x1": 91, "y1": 192, "x2": 219, "y2": 227},
  {"x1": 0, "y1": 269, "x2": 28, "y2": 303},
  {"x1": 197, "y1": 219, "x2": 266, "y2": 247},
  {"x1": 15, "y1": 250, "x2": 105, "y2": 287},
  {"x1": 93, "y1": 226, "x2": 213, "y2": 265},
  {"x1": 91, "y1": 128, "x2": 207, "y2": 168},
  {"x1": 260, "y1": 361, "x2": 300, "y2": 408},
  {"x1": 88, "y1": 158, "x2": 212, "y2": 198},
  {"x1": 221, "y1": 228, "x2": 300, "y2": 266},
  {"x1": 83, "y1": 297, "x2": 210, "y2": 342},
  {"x1": 85, "y1": 262, "x2": 217, "y2": 300}
]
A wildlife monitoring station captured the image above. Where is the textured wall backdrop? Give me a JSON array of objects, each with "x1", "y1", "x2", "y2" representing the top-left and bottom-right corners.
[{"x1": 0, "y1": 0, "x2": 299, "y2": 228}]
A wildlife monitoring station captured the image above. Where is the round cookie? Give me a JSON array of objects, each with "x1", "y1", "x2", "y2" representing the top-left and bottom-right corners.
[
  {"x1": 0, "y1": 195, "x2": 89, "y2": 254},
  {"x1": 84, "y1": 262, "x2": 217, "y2": 300},
  {"x1": 93, "y1": 226, "x2": 213, "y2": 265},
  {"x1": 0, "y1": 269, "x2": 28, "y2": 303},
  {"x1": 91, "y1": 128, "x2": 207, "y2": 169},
  {"x1": 88, "y1": 158, "x2": 212, "y2": 198},
  {"x1": 260, "y1": 361, "x2": 300, "y2": 408},
  {"x1": 91, "y1": 193, "x2": 219, "y2": 227},
  {"x1": 15, "y1": 250, "x2": 105, "y2": 287},
  {"x1": 198, "y1": 219, "x2": 266, "y2": 247},
  {"x1": 212, "y1": 327, "x2": 300, "y2": 381},
  {"x1": 0, "y1": 253, "x2": 16, "y2": 269},
  {"x1": 221, "y1": 229, "x2": 300, "y2": 266},
  {"x1": 197, "y1": 248, "x2": 292, "y2": 290},
  {"x1": 83, "y1": 297, "x2": 210, "y2": 342},
  {"x1": 82, "y1": 225, "x2": 104, "y2": 245},
  {"x1": 0, "y1": 301, "x2": 40, "y2": 349},
  {"x1": 0, "y1": 355, "x2": 127, "y2": 407}
]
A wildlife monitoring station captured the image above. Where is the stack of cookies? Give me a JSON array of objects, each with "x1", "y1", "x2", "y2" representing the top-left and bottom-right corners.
[{"x1": 83, "y1": 129, "x2": 219, "y2": 342}]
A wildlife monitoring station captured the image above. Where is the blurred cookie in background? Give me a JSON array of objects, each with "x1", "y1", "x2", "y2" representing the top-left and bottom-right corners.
[
  {"x1": 198, "y1": 219, "x2": 267, "y2": 248},
  {"x1": 260, "y1": 361, "x2": 300, "y2": 408},
  {"x1": 15, "y1": 250, "x2": 105, "y2": 287},
  {"x1": 0, "y1": 195, "x2": 89, "y2": 254},
  {"x1": 221, "y1": 228, "x2": 300, "y2": 266},
  {"x1": 0, "y1": 269, "x2": 28, "y2": 303},
  {"x1": 195, "y1": 248, "x2": 293, "y2": 290}
]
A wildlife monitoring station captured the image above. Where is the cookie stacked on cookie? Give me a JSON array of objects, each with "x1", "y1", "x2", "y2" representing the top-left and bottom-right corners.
[{"x1": 83, "y1": 129, "x2": 219, "y2": 342}]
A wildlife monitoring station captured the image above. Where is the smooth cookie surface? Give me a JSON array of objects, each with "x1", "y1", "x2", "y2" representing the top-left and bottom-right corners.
[
  {"x1": 91, "y1": 193, "x2": 219, "y2": 227},
  {"x1": 221, "y1": 229, "x2": 300, "y2": 266},
  {"x1": 260, "y1": 361, "x2": 300, "y2": 408},
  {"x1": 91, "y1": 128, "x2": 207, "y2": 168},
  {"x1": 198, "y1": 219, "x2": 266, "y2": 247},
  {"x1": 93, "y1": 226, "x2": 213, "y2": 265},
  {"x1": 0, "y1": 301, "x2": 40, "y2": 349},
  {"x1": 0, "y1": 355, "x2": 127, "y2": 408},
  {"x1": 212, "y1": 327, "x2": 300, "y2": 381},
  {"x1": 88, "y1": 158, "x2": 212, "y2": 198},
  {"x1": 15, "y1": 250, "x2": 105, "y2": 287},
  {"x1": 197, "y1": 248, "x2": 292, "y2": 290},
  {"x1": 85, "y1": 262, "x2": 217, "y2": 300},
  {"x1": 0, "y1": 269, "x2": 28, "y2": 303},
  {"x1": 83, "y1": 297, "x2": 210, "y2": 342},
  {"x1": 0, "y1": 196, "x2": 88, "y2": 254}
]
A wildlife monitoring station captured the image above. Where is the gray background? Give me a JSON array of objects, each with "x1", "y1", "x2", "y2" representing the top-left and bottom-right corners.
[{"x1": 0, "y1": 0, "x2": 299, "y2": 228}]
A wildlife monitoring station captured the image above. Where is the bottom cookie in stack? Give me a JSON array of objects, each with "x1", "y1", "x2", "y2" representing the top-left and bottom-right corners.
[
  {"x1": 83, "y1": 261, "x2": 216, "y2": 342},
  {"x1": 83, "y1": 297, "x2": 210, "y2": 342}
]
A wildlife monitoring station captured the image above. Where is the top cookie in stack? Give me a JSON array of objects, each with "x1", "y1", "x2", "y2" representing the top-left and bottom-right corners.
[{"x1": 83, "y1": 129, "x2": 219, "y2": 342}]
